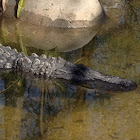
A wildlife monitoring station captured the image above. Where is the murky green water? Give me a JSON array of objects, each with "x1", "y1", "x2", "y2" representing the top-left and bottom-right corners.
[{"x1": 0, "y1": 0, "x2": 140, "y2": 140}]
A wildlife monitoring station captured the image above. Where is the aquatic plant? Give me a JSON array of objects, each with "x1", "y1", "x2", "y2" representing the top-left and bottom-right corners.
[{"x1": 16, "y1": 0, "x2": 26, "y2": 18}]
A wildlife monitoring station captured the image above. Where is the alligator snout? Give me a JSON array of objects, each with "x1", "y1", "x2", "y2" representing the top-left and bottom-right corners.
[{"x1": 119, "y1": 79, "x2": 137, "y2": 91}]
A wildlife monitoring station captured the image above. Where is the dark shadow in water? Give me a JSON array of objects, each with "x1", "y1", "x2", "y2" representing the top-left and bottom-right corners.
[{"x1": 0, "y1": 71, "x2": 114, "y2": 110}]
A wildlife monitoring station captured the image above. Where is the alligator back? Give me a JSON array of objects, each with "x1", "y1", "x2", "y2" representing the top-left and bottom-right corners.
[{"x1": 0, "y1": 44, "x2": 137, "y2": 91}]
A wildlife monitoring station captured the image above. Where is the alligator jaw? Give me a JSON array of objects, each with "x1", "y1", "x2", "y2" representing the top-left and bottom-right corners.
[
  {"x1": 58, "y1": 64, "x2": 137, "y2": 92},
  {"x1": 82, "y1": 79, "x2": 137, "y2": 92}
]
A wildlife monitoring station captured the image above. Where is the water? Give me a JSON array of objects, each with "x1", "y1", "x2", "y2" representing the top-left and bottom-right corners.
[{"x1": 0, "y1": 0, "x2": 140, "y2": 139}]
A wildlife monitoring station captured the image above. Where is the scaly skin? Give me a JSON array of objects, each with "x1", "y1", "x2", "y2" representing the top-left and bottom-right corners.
[{"x1": 0, "y1": 44, "x2": 137, "y2": 91}]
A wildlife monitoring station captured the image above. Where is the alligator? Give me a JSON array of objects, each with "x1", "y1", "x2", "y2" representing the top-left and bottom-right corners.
[{"x1": 0, "y1": 44, "x2": 137, "y2": 91}]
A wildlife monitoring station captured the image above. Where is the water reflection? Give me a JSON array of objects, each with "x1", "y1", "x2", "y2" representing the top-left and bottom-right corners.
[
  {"x1": 0, "y1": 71, "x2": 139, "y2": 140},
  {"x1": 0, "y1": 17, "x2": 104, "y2": 52},
  {"x1": 0, "y1": 72, "x2": 112, "y2": 139}
]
